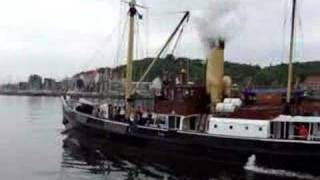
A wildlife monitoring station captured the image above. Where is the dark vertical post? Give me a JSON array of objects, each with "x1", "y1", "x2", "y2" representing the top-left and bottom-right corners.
[{"x1": 286, "y1": 0, "x2": 297, "y2": 104}]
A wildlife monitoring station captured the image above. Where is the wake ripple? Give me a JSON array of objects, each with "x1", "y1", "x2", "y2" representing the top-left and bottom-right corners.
[{"x1": 244, "y1": 155, "x2": 320, "y2": 180}]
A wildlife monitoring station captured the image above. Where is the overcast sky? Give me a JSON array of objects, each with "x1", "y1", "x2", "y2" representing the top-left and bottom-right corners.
[{"x1": 0, "y1": 0, "x2": 319, "y2": 83}]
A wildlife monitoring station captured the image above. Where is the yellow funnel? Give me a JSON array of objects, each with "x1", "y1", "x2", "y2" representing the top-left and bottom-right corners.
[{"x1": 206, "y1": 41, "x2": 225, "y2": 105}]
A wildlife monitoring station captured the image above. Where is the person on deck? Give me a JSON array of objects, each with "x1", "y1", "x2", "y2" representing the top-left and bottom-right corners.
[
  {"x1": 135, "y1": 106, "x2": 143, "y2": 124},
  {"x1": 141, "y1": 109, "x2": 148, "y2": 125},
  {"x1": 146, "y1": 109, "x2": 153, "y2": 126},
  {"x1": 129, "y1": 112, "x2": 135, "y2": 125},
  {"x1": 296, "y1": 124, "x2": 309, "y2": 140},
  {"x1": 108, "y1": 104, "x2": 113, "y2": 119},
  {"x1": 119, "y1": 106, "x2": 125, "y2": 122},
  {"x1": 92, "y1": 105, "x2": 99, "y2": 117},
  {"x1": 113, "y1": 106, "x2": 119, "y2": 120}
]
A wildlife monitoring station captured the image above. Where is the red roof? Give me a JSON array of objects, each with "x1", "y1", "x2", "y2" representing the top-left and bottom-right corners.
[{"x1": 304, "y1": 75, "x2": 320, "y2": 83}]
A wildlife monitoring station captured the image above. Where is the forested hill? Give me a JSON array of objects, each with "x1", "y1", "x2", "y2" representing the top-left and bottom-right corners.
[{"x1": 109, "y1": 55, "x2": 320, "y2": 88}]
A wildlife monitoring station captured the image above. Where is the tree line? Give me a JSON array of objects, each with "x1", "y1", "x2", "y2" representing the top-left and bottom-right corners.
[{"x1": 109, "y1": 55, "x2": 320, "y2": 88}]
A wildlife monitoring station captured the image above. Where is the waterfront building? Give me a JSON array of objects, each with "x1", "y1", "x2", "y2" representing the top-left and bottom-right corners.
[
  {"x1": 97, "y1": 68, "x2": 111, "y2": 94},
  {"x1": 1, "y1": 83, "x2": 18, "y2": 91},
  {"x1": 303, "y1": 75, "x2": 320, "y2": 92},
  {"x1": 18, "y1": 82, "x2": 28, "y2": 90},
  {"x1": 74, "y1": 79, "x2": 85, "y2": 91},
  {"x1": 55, "y1": 81, "x2": 62, "y2": 91},
  {"x1": 43, "y1": 78, "x2": 57, "y2": 91},
  {"x1": 75, "y1": 70, "x2": 99, "y2": 92},
  {"x1": 60, "y1": 78, "x2": 75, "y2": 92},
  {"x1": 28, "y1": 74, "x2": 42, "y2": 90}
]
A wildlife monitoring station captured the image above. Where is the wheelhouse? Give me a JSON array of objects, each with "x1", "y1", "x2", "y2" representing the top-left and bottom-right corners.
[{"x1": 271, "y1": 115, "x2": 320, "y2": 141}]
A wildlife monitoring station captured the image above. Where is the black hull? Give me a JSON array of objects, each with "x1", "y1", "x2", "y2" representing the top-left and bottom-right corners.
[
  {"x1": 63, "y1": 129, "x2": 253, "y2": 180},
  {"x1": 62, "y1": 100, "x2": 320, "y2": 175}
]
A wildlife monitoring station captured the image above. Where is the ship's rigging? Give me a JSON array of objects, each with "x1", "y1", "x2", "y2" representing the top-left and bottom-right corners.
[
  {"x1": 73, "y1": 0, "x2": 306, "y2": 116},
  {"x1": 120, "y1": 0, "x2": 192, "y2": 116}
]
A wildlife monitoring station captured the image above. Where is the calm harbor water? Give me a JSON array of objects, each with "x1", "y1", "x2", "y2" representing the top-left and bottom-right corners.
[{"x1": 0, "y1": 95, "x2": 318, "y2": 180}]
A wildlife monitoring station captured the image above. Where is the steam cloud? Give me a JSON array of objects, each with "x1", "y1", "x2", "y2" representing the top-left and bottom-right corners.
[{"x1": 196, "y1": 0, "x2": 244, "y2": 51}]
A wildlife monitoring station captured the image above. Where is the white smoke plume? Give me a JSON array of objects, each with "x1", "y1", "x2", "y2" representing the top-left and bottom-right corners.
[{"x1": 196, "y1": 0, "x2": 245, "y2": 51}]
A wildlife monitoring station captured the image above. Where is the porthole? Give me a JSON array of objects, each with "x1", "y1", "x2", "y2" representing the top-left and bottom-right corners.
[
  {"x1": 245, "y1": 126, "x2": 249, "y2": 130},
  {"x1": 259, "y1": 127, "x2": 263, "y2": 131},
  {"x1": 214, "y1": 124, "x2": 218, "y2": 128},
  {"x1": 229, "y1": 125, "x2": 233, "y2": 130}
]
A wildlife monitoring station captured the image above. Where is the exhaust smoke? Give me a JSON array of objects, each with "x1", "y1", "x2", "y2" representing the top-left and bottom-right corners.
[
  {"x1": 196, "y1": 0, "x2": 244, "y2": 105},
  {"x1": 196, "y1": 0, "x2": 244, "y2": 51}
]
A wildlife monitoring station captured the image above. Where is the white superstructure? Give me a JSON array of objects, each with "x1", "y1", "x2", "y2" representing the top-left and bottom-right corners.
[{"x1": 208, "y1": 117, "x2": 270, "y2": 138}]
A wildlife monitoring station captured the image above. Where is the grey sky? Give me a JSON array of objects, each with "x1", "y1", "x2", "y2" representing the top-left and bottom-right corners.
[{"x1": 0, "y1": 0, "x2": 319, "y2": 83}]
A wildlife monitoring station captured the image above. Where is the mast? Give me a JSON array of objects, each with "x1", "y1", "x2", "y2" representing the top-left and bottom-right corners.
[
  {"x1": 125, "y1": 0, "x2": 137, "y2": 116},
  {"x1": 286, "y1": 0, "x2": 297, "y2": 103}
]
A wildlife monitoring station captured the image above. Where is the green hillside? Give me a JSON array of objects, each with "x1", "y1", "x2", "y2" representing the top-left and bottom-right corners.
[{"x1": 110, "y1": 55, "x2": 320, "y2": 88}]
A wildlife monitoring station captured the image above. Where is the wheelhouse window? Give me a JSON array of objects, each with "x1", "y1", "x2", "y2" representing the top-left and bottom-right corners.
[
  {"x1": 182, "y1": 115, "x2": 201, "y2": 131},
  {"x1": 150, "y1": 115, "x2": 167, "y2": 129},
  {"x1": 169, "y1": 116, "x2": 181, "y2": 130}
]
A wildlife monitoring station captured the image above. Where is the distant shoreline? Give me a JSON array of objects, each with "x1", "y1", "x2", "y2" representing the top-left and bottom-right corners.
[
  {"x1": 0, "y1": 90, "x2": 153, "y2": 99},
  {"x1": 0, "y1": 90, "x2": 109, "y2": 98}
]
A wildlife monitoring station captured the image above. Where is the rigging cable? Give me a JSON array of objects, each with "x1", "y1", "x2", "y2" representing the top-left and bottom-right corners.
[
  {"x1": 170, "y1": 15, "x2": 190, "y2": 55},
  {"x1": 132, "y1": 11, "x2": 191, "y2": 94},
  {"x1": 113, "y1": 15, "x2": 129, "y2": 71},
  {"x1": 296, "y1": 0, "x2": 304, "y2": 63},
  {"x1": 145, "y1": 8, "x2": 150, "y2": 57},
  {"x1": 77, "y1": 28, "x2": 116, "y2": 74},
  {"x1": 113, "y1": 0, "x2": 125, "y2": 72},
  {"x1": 114, "y1": 4, "x2": 129, "y2": 67},
  {"x1": 135, "y1": 15, "x2": 141, "y2": 81},
  {"x1": 135, "y1": 9, "x2": 147, "y2": 82},
  {"x1": 108, "y1": 0, "x2": 124, "y2": 93},
  {"x1": 110, "y1": 1, "x2": 129, "y2": 97},
  {"x1": 135, "y1": 15, "x2": 138, "y2": 81}
]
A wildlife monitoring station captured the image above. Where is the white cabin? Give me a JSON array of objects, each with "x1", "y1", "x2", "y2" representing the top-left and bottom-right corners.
[{"x1": 208, "y1": 117, "x2": 271, "y2": 138}]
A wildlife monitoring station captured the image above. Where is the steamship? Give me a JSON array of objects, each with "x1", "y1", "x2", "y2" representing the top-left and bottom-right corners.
[{"x1": 62, "y1": 0, "x2": 320, "y2": 173}]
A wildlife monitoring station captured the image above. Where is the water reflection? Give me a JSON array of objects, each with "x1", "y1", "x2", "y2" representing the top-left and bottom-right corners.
[
  {"x1": 61, "y1": 130, "x2": 305, "y2": 180},
  {"x1": 61, "y1": 131, "x2": 173, "y2": 179}
]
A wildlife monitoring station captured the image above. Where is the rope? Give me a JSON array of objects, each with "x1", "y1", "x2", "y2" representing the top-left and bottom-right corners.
[
  {"x1": 145, "y1": 8, "x2": 150, "y2": 57},
  {"x1": 170, "y1": 23, "x2": 185, "y2": 55},
  {"x1": 171, "y1": 14, "x2": 189, "y2": 55},
  {"x1": 131, "y1": 12, "x2": 190, "y2": 94},
  {"x1": 136, "y1": 15, "x2": 148, "y2": 81},
  {"x1": 109, "y1": 2, "x2": 129, "y2": 95},
  {"x1": 113, "y1": 1, "x2": 126, "y2": 69},
  {"x1": 135, "y1": 15, "x2": 141, "y2": 81},
  {"x1": 113, "y1": 16, "x2": 129, "y2": 70},
  {"x1": 295, "y1": 0, "x2": 304, "y2": 62}
]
